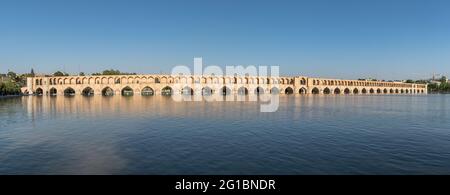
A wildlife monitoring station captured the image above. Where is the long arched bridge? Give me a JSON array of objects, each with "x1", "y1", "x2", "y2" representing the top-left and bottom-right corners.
[{"x1": 24, "y1": 75, "x2": 427, "y2": 96}]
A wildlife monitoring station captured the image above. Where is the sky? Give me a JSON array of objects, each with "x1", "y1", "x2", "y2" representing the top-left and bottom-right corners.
[{"x1": 0, "y1": 0, "x2": 449, "y2": 80}]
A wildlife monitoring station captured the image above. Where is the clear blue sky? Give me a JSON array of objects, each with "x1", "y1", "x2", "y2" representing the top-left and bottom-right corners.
[{"x1": 1, "y1": 0, "x2": 449, "y2": 80}]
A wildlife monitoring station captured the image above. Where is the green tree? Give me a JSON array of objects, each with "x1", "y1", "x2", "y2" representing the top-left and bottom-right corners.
[
  {"x1": 428, "y1": 83, "x2": 438, "y2": 93},
  {"x1": 415, "y1": 80, "x2": 427, "y2": 84},
  {"x1": 7, "y1": 71, "x2": 17, "y2": 79},
  {"x1": 405, "y1": 79, "x2": 414, "y2": 83},
  {"x1": 79, "y1": 72, "x2": 85, "y2": 76},
  {"x1": 439, "y1": 82, "x2": 449, "y2": 92},
  {"x1": 0, "y1": 81, "x2": 21, "y2": 96},
  {"x1": 92, "y1": 69, "x2": 136, "y2": 75},
  {"x1": 102, "y1": 69, "x2": 122, "y2": 75},
  {"x1": 53, "y1": 71, "x2": 69, "y2": 76}
]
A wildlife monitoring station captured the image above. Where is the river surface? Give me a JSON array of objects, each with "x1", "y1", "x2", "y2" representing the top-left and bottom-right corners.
[{"x1": 0, "y1": 95, "x2": 449, "y2": 174}]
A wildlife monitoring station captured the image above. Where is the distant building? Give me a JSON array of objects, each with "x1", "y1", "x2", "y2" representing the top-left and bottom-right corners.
[{"x1": 429, "y1": 75, "x2": 448, "y2": 86}]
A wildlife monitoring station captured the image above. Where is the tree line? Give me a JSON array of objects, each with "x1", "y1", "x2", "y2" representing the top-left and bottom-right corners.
[
  {"x1": 405, "y1": 76, "x2": 449, "y2": 93},
  {"x1": 427, "y1": 76, "x2": 450, "y2": 93},
  {"x1": 53, "y1": 69, "x2": 136, "y2": 76},
  {"x1": 0, "y1": 71, "x2": 32, "y2": 96}
]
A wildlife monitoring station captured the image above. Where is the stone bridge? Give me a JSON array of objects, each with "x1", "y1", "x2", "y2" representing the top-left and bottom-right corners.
[{"x1": 24, "y1": 74, "x2": 427, "y2": 96}]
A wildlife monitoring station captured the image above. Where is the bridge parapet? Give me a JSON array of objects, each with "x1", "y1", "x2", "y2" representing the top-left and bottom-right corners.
[{"x1": 26, "y1": 74, "x2": 427, "y2": 96}]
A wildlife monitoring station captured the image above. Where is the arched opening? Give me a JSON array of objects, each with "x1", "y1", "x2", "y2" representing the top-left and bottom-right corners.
[
  {"x1": 141, "y1": 87, "x2": 154, "y2": 96},
  {"x1": 49, "y1": 88, "x2": 57, "y2": 96},
  {"x1": 35, "y1": 88, "x2": 43, "y2": 96},
  {"x1": 255, "y1": 87, "x2": 264, "y2": 95},
  {"x1": 82, "y1": 87, "x2": 94, "y2": 96},
  {"x1": 369, "y1": 88, "x2": 375, "y2": 94},
  {"x1": 401, "y1": 89, "x2": 404, "y2": 94},
  {"x1": 377, "y1": 89, "x2": 382, "y2": 94},
  {"x1": 238, "y1": 87, "x2": 248, "y2": 95},
  {"x1": 161, "y1": 86, "x2": 172, "y2": 96},
  {"x1": 300, "y1": 78, "x2": 306, "y2": 85},
  {"x1": 344, "y1": 88, "x2": 350, "y2": 94},
  {"x1": 334, "y1": 88, "x2": 341, "y2": 94},
  {"x1": 362, "y1": 88, "x2": 367, "y2": 94},
  {"x1": 285, "y1": 87, "x2": 294, "y2": 94},
  {"x1": 312, "y1": 87, "x2": 320, "y2": 94},
  {"x1": 353, "y1": 88, "x2": 359, "y2": 94},
  {"x1": 64, "y1": 87, "x2": 75, "y2": 96},
  {"x1": 222, "y1": 86, "x2": 231, "y2": 96},
  {"x1": 390, "y1": 89, "x2": 394, "y2": 93},
  {"x1": 202, "y1": 87, "x2": 213, "y2": 96},
  {"x1": 270, "y1": 87, "x2": 280, "y2": 95},
  {"x1": 121, "y1": 86, "x2": 134, "y2": 96},
  {"x1": 102, "y1": 87, "x2": 114, "y2": 96},
  {"x1": 405, "y1": 89, "x2": 409, "y2": 94},
  {"x1": 323, "y1": 88, "x2": 331, "y2": 94},
  {"x1": 182, "y1": 86, "x2": 194, "y2": 95},
  {"x1": 299, "y1": 88, "x2": 307, "y2": 94},
  {"x1": 395, "y1": 89, "x2": 399, "y2": 94},
  {"x1": 383, "y1": 89, "x2": 388, "y2": 94}
]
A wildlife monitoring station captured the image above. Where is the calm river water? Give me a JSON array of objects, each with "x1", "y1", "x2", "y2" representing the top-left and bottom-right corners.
[{"x1": 0, "y1": 95, "x2": 449, "y2": 174}]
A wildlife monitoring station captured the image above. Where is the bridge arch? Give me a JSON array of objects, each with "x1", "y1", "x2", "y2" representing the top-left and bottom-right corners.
[
  {"x1": 362, "y1": 88, "x2": 368, "y2": 94},
  {"x1": 121, "y1": 86, "x2": 134, "y2": 96},
  {"x1": 353, "y1": 88, "x2": 359, "y2": 94},
  {"x1": 202, "y1": 87, "x2": 213, "y2": 96},
  {"x1": 299, "y1": 87, "x2": 307, "y2": 94},
  {"x1": 369, "y1": 88, "x2": 375, "y2": 94},
  {"x1": 64, "y1": 87, "x2": 75, "y2": 96},
  {"x1": 377, "y1": 89, "x2": 382, "y2": 94},
  {"x1": 35, "y1": 88, "x2": 43, "y2": 95},
  {"x1": 255, "y1": 86, "x2": 264, "y2": 95},
  {"x1": 161, "y1": 86, "x2": 172, "y2": 96},
  {"x1": 82, "y1": 87, "x2": 94, "y2": 96},
  {"x1": 285, "y1": 87, "x2": 294, "y2": 94},
  {"x1": 238, "y1": 87, "x2": 249, "y2": 95},
  {"x1": 141, "y1": 87, "x2": 154, "y2": 96},
  {"x1": 344, "y1": 88, "x2": 350, "y2": 94},
  {"x1": 383, "y1": 89, "x2": 388, "y2": 94},
  {"x1": 270, "y1": 87, "x2": 280, "y2": 95},
  {"x1": 312, "y1": 87, "x2": 320, "y2": 94},
  {"x1": 49, "y1": 88, "x2": 57, "y2": 96},
  {"x1": 182, "y1": 86, "x2": 194, "y2": 95},
  {"x1": 222, "y1": 86, "x2": 232, "y2": 96},
  {"x1": 102, "y1": 87, "x2": 114, "y2": 96},
  {"x1": 334, "y1": 88, "x2": 341, "y2": 94},
  {"x1": 323, "y1": 87, "x2": 331, "y2": 94}
]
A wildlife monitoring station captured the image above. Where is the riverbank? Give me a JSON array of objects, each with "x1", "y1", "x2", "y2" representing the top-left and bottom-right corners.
[{"x1": 0, "y1": 95, "x2": 25, "y2": 99}]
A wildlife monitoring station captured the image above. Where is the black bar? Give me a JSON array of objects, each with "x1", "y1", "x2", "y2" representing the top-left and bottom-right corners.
[{"x1": 0, "y1": 175, "x2": 448, "y2": 193}]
